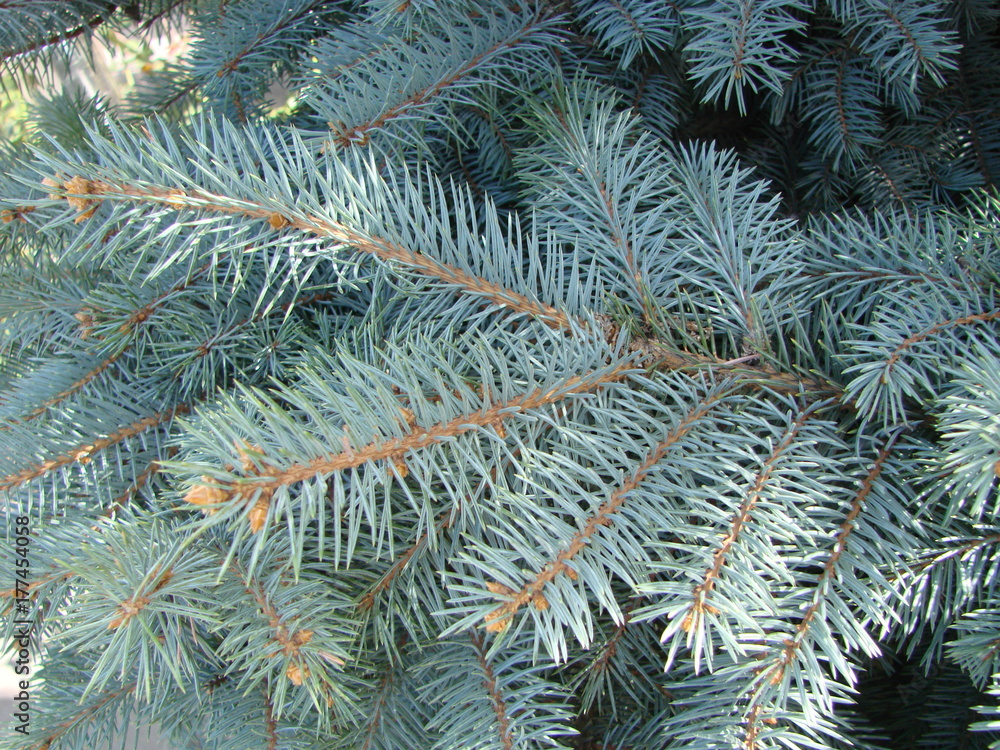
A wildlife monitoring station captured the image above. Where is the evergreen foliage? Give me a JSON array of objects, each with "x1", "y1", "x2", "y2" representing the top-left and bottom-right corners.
[{"x1": 1, "y1": 0, "x2": 999, "y2": 748}]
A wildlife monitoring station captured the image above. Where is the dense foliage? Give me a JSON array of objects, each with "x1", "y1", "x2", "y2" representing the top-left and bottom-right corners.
[{"x1": 2, "y1": 0, "x2": 1000, "y2": 748}]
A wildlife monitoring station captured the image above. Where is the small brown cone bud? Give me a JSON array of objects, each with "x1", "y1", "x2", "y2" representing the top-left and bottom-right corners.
[
  {"x1": 485, "y1": 581, "x2": 516, "y2": 598},
  {"x1": 236, "y1": 441, "x2": 264, "y2": 474},
  {"x1": 485, "y1": 615, "x2": 512, "y2": 633},
  {"x1": 1, "y1": 207, "x2": 32, "y2": 223},
  {"x1": 150, "y1": 566, "x2": 173, "y2": 593},
  {"x1": 286, "y1": 661, "x2": 310, "y2": 685},
  {"x1": 108, "y1": 595, "x2": 150, "y2": 629},
  {"x1": 41, "y1": 177, "x2": 61, "y2": 199},
  {"x1": 63, "y1": 176, "x2": 98, "y2": 215},
  {"x1": 183, "y1": 480, "x2": 229, "y2": 506},
  {"x1": 74, "y1": 309, "x2": 95, "y2": 338},
  {"x1": 248, "y1": 495, "x2": 270, "y2": 533},
  {"x1": 74, "y1": 206, "x2": 98, "y2": 223}
]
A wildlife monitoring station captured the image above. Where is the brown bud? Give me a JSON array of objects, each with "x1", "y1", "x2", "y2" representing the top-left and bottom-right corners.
[
  {"x1": 485, "y1": 615, "x2": 511, "y2": 633},
  {"x1": 340, "y1": 430, "x2": 355, "y2": 460},
  {"x1": 286, "y1": 661, "x2": 310, "y2": 685},
  {"x1": 164, "y1": 189, "x2": 188, "y2": 209},
  {"x1": 236, "y1": 441, "x2": 264, "y2": 474},
  {"x1": 108, "y1": 594, "x2": 150, "y2": 629},
  {"x1": 150, "y1": 566, "x2": 173, "y2": 593},
  {"x1": 183, "y1": 480, "x2": 229, "y2": 507},
  {"x1": 62, "y1": 176, "x2": 98, "y2": 215},
  {"x1": 390, "y1": 454, "x2": 409, "y2": 478},
  {"x1": 74, "y1": 206, "x2": 98, "y2": 223},
  {"x1": 485, "y1": 581, "x2": 516, "y2": 598},
  {"x1": 41, "y1": 177, "x2": 61, "y2": 198},
  {"x1": 1, "y1": 207, "x2": 32, "y2": 223},
  {"x1": 74, "y1": 309, "x2": 96, "y2": 339},
  {"x1": 248, "y1": 495, "x2": 270, "y2": 533}
]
